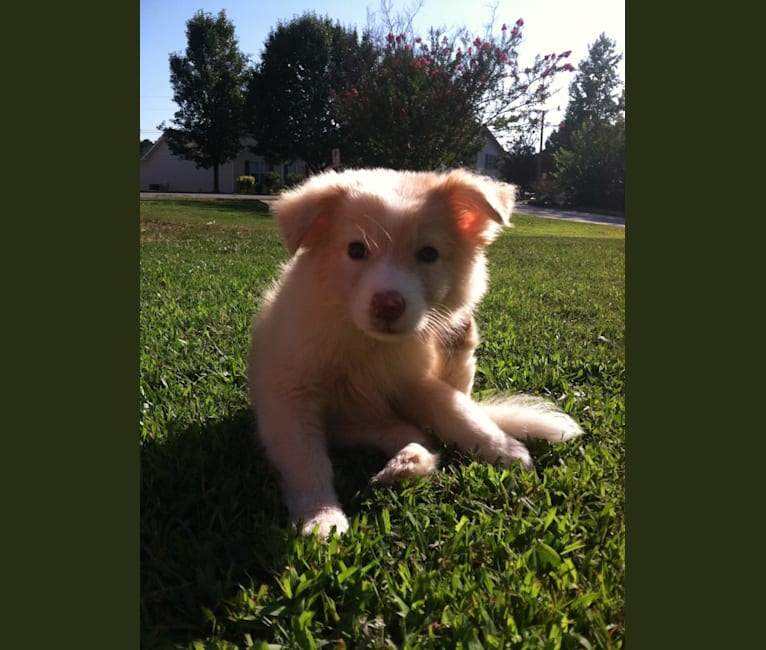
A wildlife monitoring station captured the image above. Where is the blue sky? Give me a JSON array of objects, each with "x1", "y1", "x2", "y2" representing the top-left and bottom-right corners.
[{"x1": 140, "y1": 0, "x2": 624, "y2": 147}]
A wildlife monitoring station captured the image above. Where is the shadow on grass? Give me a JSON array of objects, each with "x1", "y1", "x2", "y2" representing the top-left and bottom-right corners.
[
  {"x1": 163, "y1": 199, "x2": 273, "y2": 216},
  {"x1": 140, "y1": 409, "x2": 389, "y2": 648},
  {"x1": 141, "y1": 198, "x2": 273, "y2": 215}
]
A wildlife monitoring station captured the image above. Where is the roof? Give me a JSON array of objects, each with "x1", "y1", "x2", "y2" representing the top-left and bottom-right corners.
[
  {"x1": 140, "y1": 133, "x2": 167, "y2": 162},
  {"x1": 481, "y1": 126, "x2": 507, "y2": 155}
]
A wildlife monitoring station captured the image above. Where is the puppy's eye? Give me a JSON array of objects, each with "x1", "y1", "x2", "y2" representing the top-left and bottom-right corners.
[
  {"x1": 348, "y1": 241, "x2": 368, "y2": 260},
  {"x1": 416, "y1": 246, "x2": 439, "y2": 263}
]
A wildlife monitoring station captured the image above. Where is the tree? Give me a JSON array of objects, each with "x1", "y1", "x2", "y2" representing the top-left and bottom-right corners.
[
  {"x1": 553, "y1": 117, "x2": 624, "y2": 211},
  {"x1": 159, "y1": 10, "x2": 251, "y2": 193},
  {"x1": 246, "y1": 14, "x2": 375, "y2": 173},
  {"x1": 550, "y1": 32, "x2": 624, "y2": 151},
  {"x1": 547, "y1": 33, "x2": 625, "y2": 211},
  {"x1": 333, "y1": 19, "x2": 575, "y2": 170},
  {"x1": 499, "y1": 134, "x2": 538, "y2": 192}
]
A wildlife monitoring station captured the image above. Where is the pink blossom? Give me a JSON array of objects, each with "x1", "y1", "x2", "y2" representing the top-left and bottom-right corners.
[
  {"x1": 561, "y1": 50, "x2": 572, "y2": 58},
  {"x1": 415, "y1": 37, "x2": 422, "y2": 44},
  {"x1": 387, "y1": 32, "x2": 395, "y2": 44},
  {"x1": 563, "y1": 63, "x2": 576, "y2": 72},
  {"x1": 349, "y1": 88, "x2": 359, "y2": 96},
  {"x1": 516, "y1": 18, "x2": 524, "y2": 26},
  {"x1": 501, "y1": 23, "x2": 508, "y2": 31}
]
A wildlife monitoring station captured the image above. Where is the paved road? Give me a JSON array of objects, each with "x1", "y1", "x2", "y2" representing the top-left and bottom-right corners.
[
  {"x1": 140, "y1": 192, "x2": 624, "y2": 227},
  {"x1": 513, "y1": 203, "x2": 624, "y2": 227}
]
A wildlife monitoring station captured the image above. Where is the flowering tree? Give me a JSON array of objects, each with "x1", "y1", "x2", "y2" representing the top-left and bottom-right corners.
[{"x1": 334, "y1": 19, "x2": 575, "y2": 170}]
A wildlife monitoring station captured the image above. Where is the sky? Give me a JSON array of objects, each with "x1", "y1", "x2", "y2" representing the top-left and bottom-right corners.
[{"x1": 140, "y1": 0, "x2": 624, "y2": 149}]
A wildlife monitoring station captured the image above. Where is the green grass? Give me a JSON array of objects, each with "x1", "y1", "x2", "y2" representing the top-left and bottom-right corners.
[{"x1": 140, "y1": 198, "x2": 625, "y2": 649}]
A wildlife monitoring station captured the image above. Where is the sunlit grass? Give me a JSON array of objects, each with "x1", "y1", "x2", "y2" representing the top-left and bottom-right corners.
[{"x1": 140, "y1": 199, "x2": 624, "y2": 649}]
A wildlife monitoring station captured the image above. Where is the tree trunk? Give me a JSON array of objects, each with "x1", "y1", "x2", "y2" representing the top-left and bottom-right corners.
[{"x1": 213, "y1": 164, "x2": 220, "y2": 193}]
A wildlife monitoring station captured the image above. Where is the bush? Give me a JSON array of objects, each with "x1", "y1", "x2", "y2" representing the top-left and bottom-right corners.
[
  {"x1": 284, "y1": 174, "x2": 305, "y2": 189},
  {"x1": 530, "y1": 174, "x2": 567, "y2": 207},
  {"x1": 264, "y1": 171, "x2": 282, "y2": 194},
  {"x1": 235, "y1": 175, "x2": 255, "y2": 193}
]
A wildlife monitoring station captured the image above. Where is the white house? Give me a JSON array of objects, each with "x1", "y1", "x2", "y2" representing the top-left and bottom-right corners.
[
  {"x1": 140, "y1": 129, "x2": 506, "y2": 193},
  {"x1": 139, "y1": 136, "x2": 308, "y2": 193},
  {"x1": 474, "y1": 126, "x2": 506, "y2": 179}
]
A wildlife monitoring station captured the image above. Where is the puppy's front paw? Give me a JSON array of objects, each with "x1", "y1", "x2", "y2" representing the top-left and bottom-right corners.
[
  {"x1": 371, "y1": 442, "x2": 438, "y2": 484},
  {"x1": 296, "y1": 506, "x2": 350, "y2": 538}
]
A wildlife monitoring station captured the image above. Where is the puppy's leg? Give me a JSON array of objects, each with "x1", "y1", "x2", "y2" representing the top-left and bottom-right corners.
[
  {"x1": 480, "y1": 395, "x2": 583, "y2": 442},
  {"x1": 367, "y1": 422, "x2": 439, "y2": 484},
  {"x1": 401, "y1": 377, "x2": 534, "y2": 468},
  {"x1": 437, "y1": 315, "x2": 480, "y2": 395},
  {"x1": 256, "y1": 395, "x2": 349, "y2": 537},
  {"x1": 336, "y1": 420, "x2": 440, "y2": 483}
]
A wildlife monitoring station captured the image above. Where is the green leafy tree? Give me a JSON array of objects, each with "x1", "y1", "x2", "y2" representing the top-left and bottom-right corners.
[
  {"x1": 499, "y1": 134, "x2": 538, "y2": 192},
  {"x1": 547, "y1": 33, "x2": 625, "y2": 211},
  {"x1": 554, "y1": 117, "x2": 625, "y2": 210},
  {"x1": 551, "y1": 32, "x2": 624, "y2": 151},
  {"x1": 246, "y1": 14, "x2": 375, "y2": 173},
  {"x1": 159, "y1": 10, "x2": 251, "y2": 193},
  {"x1": 334, "y1": 19, "x2": 575, "y2": 170}
]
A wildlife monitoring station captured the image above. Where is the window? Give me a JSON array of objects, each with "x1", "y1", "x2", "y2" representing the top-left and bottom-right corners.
[
  {"x1": 244, "y1": 159, "x2": 271, "y2": 184},
  {"x1": 286, "y1": 161, "x2": 307, "y2": 177}
]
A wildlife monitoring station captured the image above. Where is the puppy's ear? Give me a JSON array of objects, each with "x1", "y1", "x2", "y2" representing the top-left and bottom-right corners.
[
  {"x1": 272, "y1": 174, "x2": 348, "y2": 255},
  {"x1": 436, "y1": 170, "x2": 516, "y2": 246}
]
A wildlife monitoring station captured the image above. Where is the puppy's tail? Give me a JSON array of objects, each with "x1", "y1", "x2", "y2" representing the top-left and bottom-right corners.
[{"x1": 480, "y1": 394, "x2": 583, "y2": 442}]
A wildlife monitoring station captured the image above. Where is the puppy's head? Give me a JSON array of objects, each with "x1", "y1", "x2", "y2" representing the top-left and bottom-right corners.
[{"x1": 272, "y1": 168, "x2": 515, "y2": 341}]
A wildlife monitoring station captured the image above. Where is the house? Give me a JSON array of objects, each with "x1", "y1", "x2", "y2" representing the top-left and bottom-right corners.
[
  {"x1": 474, "y1": 126, "x2": 507, "y2": 179},
  {"x1": 139, "y1": 135, "x2": 308, "y2": 193},
  {"x1": 140, "y1": 128, "x2": 506, "y2": 193}
]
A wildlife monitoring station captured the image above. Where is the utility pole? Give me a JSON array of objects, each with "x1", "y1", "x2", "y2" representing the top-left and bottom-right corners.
[{"x1": 537, "y1": 109, "x2": 546, "y2": 182}]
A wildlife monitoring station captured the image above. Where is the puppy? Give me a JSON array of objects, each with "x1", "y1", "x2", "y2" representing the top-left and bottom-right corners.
[{"x1": 248, "y1": 168, "x2": 582, "y2": 537}]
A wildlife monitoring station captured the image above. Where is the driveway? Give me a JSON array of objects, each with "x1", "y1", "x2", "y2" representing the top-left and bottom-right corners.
[{"x1": 140, "y1": 192, "x2": 624, "y2": 227}]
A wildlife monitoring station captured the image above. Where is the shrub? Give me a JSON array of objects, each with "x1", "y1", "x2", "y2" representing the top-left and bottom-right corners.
[
  {"x1": 284, "y1": 174, "x2": 305, "y2": 189},
  {"x1": 264, "y1": 171, "x2": 282, "y2": 194},
  {"x1": 531, "y1": 174, "x2": 567, "y2": 207},
  {"x1": 235, "y1": 175, "x2": 255, "y2": 193}
]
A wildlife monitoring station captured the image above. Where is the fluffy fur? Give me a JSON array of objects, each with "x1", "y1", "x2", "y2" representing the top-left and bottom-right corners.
[{"x1": 248, "y1": 168, "x2": 582, "y2": 537}]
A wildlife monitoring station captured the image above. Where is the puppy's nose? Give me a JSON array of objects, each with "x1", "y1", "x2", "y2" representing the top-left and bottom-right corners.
[{"x1": 370, "y1": 291, "x2": 406, "y2": 323}]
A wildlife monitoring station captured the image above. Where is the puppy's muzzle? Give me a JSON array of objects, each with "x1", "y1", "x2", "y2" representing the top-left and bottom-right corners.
[{"x1": 370, "y1": 291, "x2": 406, "y2": 324}]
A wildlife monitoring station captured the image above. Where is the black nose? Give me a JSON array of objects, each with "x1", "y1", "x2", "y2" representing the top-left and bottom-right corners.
[{"x1": 370, "y1": 291, "x2": 406, "y2": 323}]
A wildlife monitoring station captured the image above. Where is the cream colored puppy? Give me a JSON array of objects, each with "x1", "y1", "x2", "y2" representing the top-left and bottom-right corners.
[{"x1": 248, "y1": 168, "x2": 582, "y2": 537}]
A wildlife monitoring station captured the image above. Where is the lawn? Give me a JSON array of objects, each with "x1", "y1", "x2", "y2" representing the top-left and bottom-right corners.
[{"x1": 140, "y1": 197, "x2": 625, "y2": 649}]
